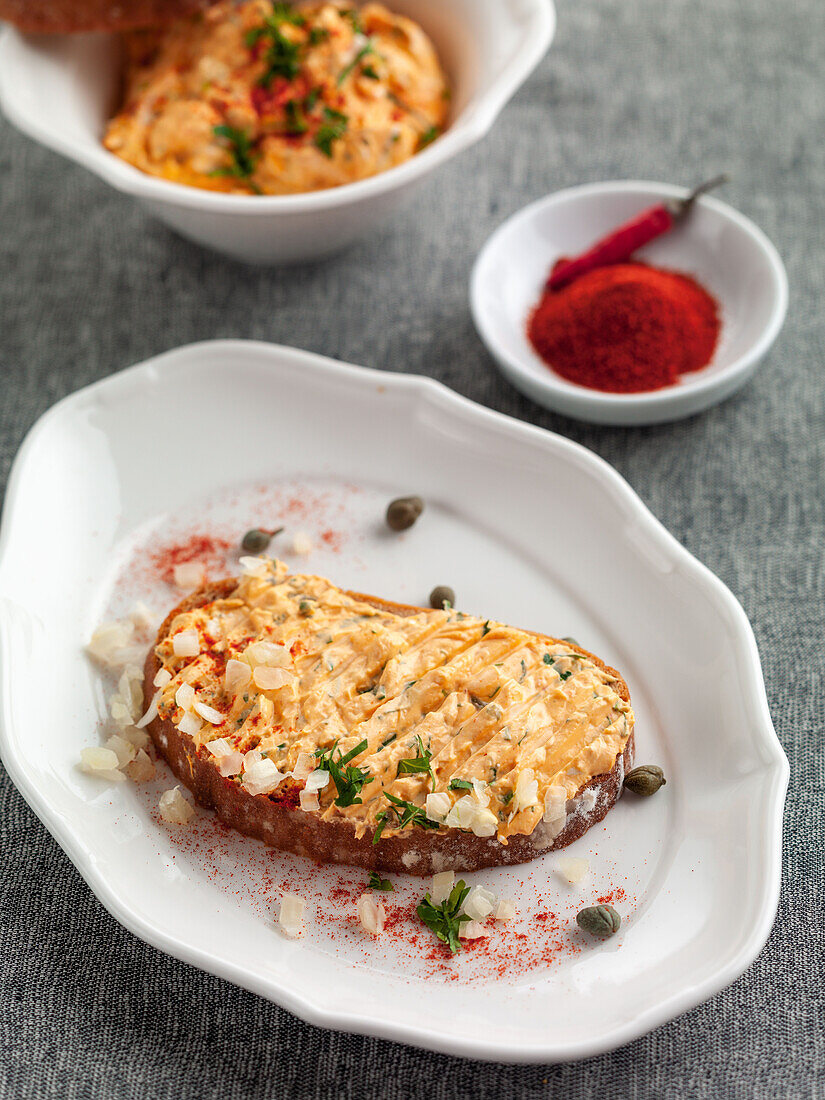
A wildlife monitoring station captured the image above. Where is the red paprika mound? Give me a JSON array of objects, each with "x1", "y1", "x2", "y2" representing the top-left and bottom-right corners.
[{"x1": 527, "y1": 262, "x2": 720, "y2": 394}]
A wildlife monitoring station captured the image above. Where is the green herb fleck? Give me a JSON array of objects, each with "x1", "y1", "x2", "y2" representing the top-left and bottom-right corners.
[
  {"x1": 211, "y1": 125, "x2": 259, "y2": 186},
  {"x1": 314, "y1": 738, "x2": 372, "y2": 807},
  {"x1": 543, "y1": 653, "x2": 554, "y2": 665},
  {"x1": 558, "y1": 670, "x2": 572, "y2": 681},
  {"x1": 337, "y1": 43, "x2": 373, "y2": 86},
  {"x1": 416, "y1": 880, "x2": 470, "y2": 954},
  {"x1": 449, "y1": 778, "x2": 473, "y2": 792},
  {"x1": 283, "y1": 98, "x2": 308, "y2": 133},
  {"x1": 314, "y1": 106, "x2": 348, "y2": 157},
  {"x1": 417, "y1": 125, "x2": 439, "y2": 150},
  {"x1": 368, "y1": 871, "x2": 394, "y2": 891},
  {"x1": 396, "y1": 735, "x2": 434, "y2": 786},
  {"x1": 501, "y1": 789, "x2": 514, "y2": 805},
  {"x1": 373, "y1": 791, "x2": 439, "y2": 843},
  {"x1": 308, "y1": 26, "x2": 330, "y2": 45},
  {"x1": 361, "y1": 64, "x2": 380, "y2": 79}
]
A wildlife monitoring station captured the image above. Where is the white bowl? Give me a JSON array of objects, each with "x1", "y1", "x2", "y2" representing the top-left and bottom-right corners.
[
  {"x1": 0, "y1": 0, "x2": 555, "y2": 264},
  {"x1": 470, "y1": 181, "x2": 788, "y2": 425}
]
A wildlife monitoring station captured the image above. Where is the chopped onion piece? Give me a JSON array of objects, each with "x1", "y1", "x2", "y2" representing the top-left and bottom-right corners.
[
  {"x1": 175, "y1": 682, "x2": 196, "y2": 710},
  {"x1": 241, "y1": 757, "x2": 285, "y2": 796},
  {"x1": 153, "y1": 668, "x2": 172, "y2": 688},
  {"x1": 495, "y1": 898, "x2": 516, "y2": 922},
  {"x1": 357, "y1": 892, "x2": 386, "y2": 936},
  {"x1": 129, "y1": 601, "x2": 157, "y2": 630},
  {"x1": 299, "y1": 789, "x2": 320, "y2": 812},
  {"x1": 291, "y1": 752, "x2": 316, "y2": 781},
  {"x1": 430, "y1": 871, "x2": 454, "y2": 905},
  {"x1": 459, "y1": 920, "x2": 488, "y2": 940},
  {"x1": 159, "y1": 786, "x2": 194, "y2": 825},
  {"x1": 224, "y1": 658, "x2": 252, "y2": 695},
  {"x1": 291, "y1": 531, "x2": 313, "y2": 556},
  {"x1": 194, "y1": 699, "x2": 224, "y2": 725},
  {"x1": 177, "y1": 710, "x2": 203, "y2": 737},
  {"x1": 304, "y1": 768, "x2": 330, "y2": 793},
  {"x1": 136, "y1": 690, "x2": 161, "y2": 728},
  {"x1": 469, "y1": 807, "x2": 497, "y2": 837},
  {"x1": 218, "y1": 751, "x2": 243, "y2": 777},
  {"x1": 246, "y1": 641, "x2": 290, "y2": 668},
  {"x1": 543, "y1": 784, "x2": 568, "y2": 830},
  {"x1": 278, "y1": 893, "x2": 306, "y2": 938},
  {"x1": 126, "y1": 749, "x2": 155, "y2": 782},
  {"x1": 105, "y1": 733, "x2": 137, "y2": 769},
  {"x1": 172, "y1": 629, "x2": 199, "y2": 657},
  {"x1": 253, "y1": 666, "x2": 293, "y2": 691},
  {"x1": 463, "y1": 885, "x2": 497, "y2": 922},
  {"x1": 557, "y1": 857, "x2": 590, "y2": 884},
  {"x1": 239, "y1": 556, "x2": 270, "y2": 578},
  {"x1": 513, "y1": 767, "x2": 538, "y2": 813},
  {"x1": 79, "y1": 746, "x2": 120, "y2": 774},
  {"x1": 206, "y1": 737, "x2": 233, "y2": 758},
  {"x1": 425, "y1": 792, "x2": 451, "y2": 822},
  {"x1": 173, "y1": 561, "x2": 206, "y2": 589}
]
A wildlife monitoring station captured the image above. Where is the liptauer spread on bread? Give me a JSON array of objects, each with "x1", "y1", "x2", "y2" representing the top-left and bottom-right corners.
[{"x1": 142, "y1": 558, "x2": 634, "y2": 874}]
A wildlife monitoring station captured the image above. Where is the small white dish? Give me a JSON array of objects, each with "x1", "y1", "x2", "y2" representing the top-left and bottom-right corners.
[
  {"x1": 0, "y1": 340, "x2": 787, "y2": 1062},
  {"x1": 471, "y1": 181, "x2": 788, "y2": 425},
  {"x1": 0, "y1": 0, "x2": 555, "y2": 264}
]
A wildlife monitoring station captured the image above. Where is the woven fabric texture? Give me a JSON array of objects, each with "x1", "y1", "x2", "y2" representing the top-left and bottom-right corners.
[{"x1": 0, "y1": 0, "x2": 823, "y2": 1096}]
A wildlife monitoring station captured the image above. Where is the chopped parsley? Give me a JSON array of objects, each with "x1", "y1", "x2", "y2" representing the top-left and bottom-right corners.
[
  {"x1": 543, "y1": 653, "x2": 554, "y2": 665},
  {"x1": 368, "y1": 871, "x2": 393, "y2": 891},
  {"x1": 396, "y1": 735, "x2": 434, "y2": 785},
  {"x1": 416, "y1": 880, "x2": 470, "y2": 954},
  {"x1": 501, "y1": 789, "x2": 514, "y2": 805},
  {"x1": 337, "y1": 42, "x2": 374, "y2": 85},
  {"x1": 308, "y1": 26, "x2": 330, "y2": 45},
  {"x1": 558, "y1": 670, "x2": 573, "y2": 681},
  {"x1": 481, "y1": 621, "x2": 491, "y2": 637},
  {"x1": 211, "y1": 125, "x2": 259, "y2": 185},
  {"x1": 314, "y1": 106, "x2": 348, "y2": 157},
  {"x1": 283, "y1": 98, "x2": 308, "y2": 134},
  {"x1": 417, "y1": 125, "x2": 439, "y2": 150},
  {"x1": 373, "y1": 791, "x2": 439, "y2": 844},
  {"x1": 361, "y1": 64, "x2": 380, "y2": 79},
  {"x1": 246, "y1": 8, "x2": 305, "y2": 86},
  {"x1": 449, "y1": 778, "x2": 473, "y2": 792},
  {"x1": 339, "y1": 7, "x2": 365, "y2": 34},
  {"x1": 314, "y1": 738, "x2": 371, "y2": 807}
]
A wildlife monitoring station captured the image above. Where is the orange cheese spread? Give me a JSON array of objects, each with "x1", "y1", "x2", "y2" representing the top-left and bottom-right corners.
[
  {"x1": 151, "y1": 560, "x2": 633, "y2": 842},
  {"x1": 104, "y1": 1, "x2": 449, "y2": 195}
]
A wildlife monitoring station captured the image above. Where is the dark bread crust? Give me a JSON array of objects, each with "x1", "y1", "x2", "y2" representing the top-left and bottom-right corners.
[
  {"x1": 144, "y1": 579, "x2": 634, "y2": 875},
  {"x1": 0, "y1": 0, "x2": 209, "y2": 33}
]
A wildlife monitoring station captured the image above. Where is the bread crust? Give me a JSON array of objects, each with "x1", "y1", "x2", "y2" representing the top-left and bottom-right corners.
[
  {"x1": 144, "y1": 580, "x2": 634, "y2": 875},
  {"x1": 0, "y1": 0, "x2": 209, "y2": 34}
]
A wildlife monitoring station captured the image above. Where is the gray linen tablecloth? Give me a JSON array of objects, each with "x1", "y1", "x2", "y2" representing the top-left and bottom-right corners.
[{"x1": 1, "y1": 0, "x2": 823, "y2": 1096}]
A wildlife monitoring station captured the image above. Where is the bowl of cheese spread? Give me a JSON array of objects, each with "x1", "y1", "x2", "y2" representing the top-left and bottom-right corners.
[{"x1": 0, "y1": 0, "x2": 556, "y2": 263}]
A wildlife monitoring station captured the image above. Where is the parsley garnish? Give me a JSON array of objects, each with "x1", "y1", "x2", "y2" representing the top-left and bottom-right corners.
[
  {"x1": 558, "y1": 670, "x2": 573, "y2": 681},
  {"x1": 396, "y1": 735, "x2": 434, "y2": 785},
  {"x1": 501, "y1": 789, "x2": 514, "y2": 805},
  {"x1": 361, "y1": 64, "x2": 380, "y2": 79},
  {"x1": 284, "y1": 99, "x2": 308, "y2": 134},
  {"x1": 212, "y1": 125, "x2": 259, "y2": 184},
  {"x1": 246, "y1": 8, "x2": 305, "y2": 87},
  {"x1": 314, "y1": 738, "x2": 371, "y2": 806},
  {"x1": 372, "y1": 791, "x2": 439, "y2": 844},
  {"x1": 417, "y1": 125, "x2": 439, "y2": 150},
  {"x1": 308, "y1": 26, "x2": 330, "y2": 45},
  {"x1": 481, "y1": 621, "x2": 491, "y2": 637},
  {"x1": 304, "y1": 86, "x2": 321, "y2": 111},
  {"x1": 449, "y1": 778, "x2": 473, "y2": 792},
  {"x1": 543, "y1": 653, "x2": 554, "y2": 665},
  {"x1": 368, "y1": 871, "x2": 393, "y2": 891},
  {"x1": 416, "y1": 880, "x2": 470, "y2": 954},
  {"x1": 337, "y1": 42, "x2": 374, "y2": 85},
  {"x1": 314, "y1": 106, "x2": 348, "y2": 157}
]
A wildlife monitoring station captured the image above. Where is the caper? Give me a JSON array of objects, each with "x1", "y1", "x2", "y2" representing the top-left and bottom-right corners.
[
  {"x1": 241, "y1": 526, "x2": 283, "y2": 554},
  {"x1": 576, "y1": 904, "x2": 621, "y2": 937},
  {"x1": 624, "y1": 764, "x2": 666, "y2": 797},
  {"x1": 430, "y1": 585, "x2": 455, "y2": 609},
  {"x1": 386, "y1": 496, "x2": 424, "y2": 531}
]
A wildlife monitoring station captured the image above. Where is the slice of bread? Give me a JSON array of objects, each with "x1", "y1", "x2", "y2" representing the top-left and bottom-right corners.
[
  {"x1": 0, "y1": 0, "x2": 209, "y2": 34},
  {"x1": 143, "y1": 571, "x2": 634, "y2": 876}
]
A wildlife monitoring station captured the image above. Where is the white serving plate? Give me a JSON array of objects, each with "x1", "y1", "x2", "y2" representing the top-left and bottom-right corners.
[
  {"x1": 0, "y1": 341, "x2": 787, "y2": 1062},
  {"x1": 0, "y1": 0, "x2": 555, "y2": 264},
  {"x1": 471, "y1": 181, "x2": 788, "y2": 425}
]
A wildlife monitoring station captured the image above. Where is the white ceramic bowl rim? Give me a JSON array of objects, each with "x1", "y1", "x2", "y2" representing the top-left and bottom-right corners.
[
  {"x1": 471, "y1": 179, "x2": 789, "y2": 409},
  {"x1": 0, "y1": 0, "x2": 556, "y2": 214}
]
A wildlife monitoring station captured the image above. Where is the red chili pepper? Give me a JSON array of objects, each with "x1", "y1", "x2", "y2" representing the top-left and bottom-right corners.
[{"x1": 547, "y1": 174, "x2": 728, "y2": 292}]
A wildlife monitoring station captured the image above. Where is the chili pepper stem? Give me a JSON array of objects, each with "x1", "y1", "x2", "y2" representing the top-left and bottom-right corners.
[{"x1": 671, "y1": 173, "x2": 729, "y2": 218}]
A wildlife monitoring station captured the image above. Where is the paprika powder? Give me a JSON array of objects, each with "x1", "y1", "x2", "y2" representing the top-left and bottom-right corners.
[{"x1": 527, "y1": 262, "x2": 720, "y2": 394}]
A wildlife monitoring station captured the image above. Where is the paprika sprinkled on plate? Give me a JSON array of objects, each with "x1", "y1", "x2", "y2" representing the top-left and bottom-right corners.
[{"x1": 527, "y1": 262, "x2": 721, "y2": 393}]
